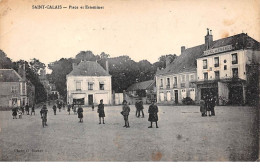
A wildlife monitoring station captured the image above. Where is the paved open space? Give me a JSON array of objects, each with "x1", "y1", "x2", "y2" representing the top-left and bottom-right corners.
[{"x1": 0, "y1": 105, "x2": 258, "y2": 161}]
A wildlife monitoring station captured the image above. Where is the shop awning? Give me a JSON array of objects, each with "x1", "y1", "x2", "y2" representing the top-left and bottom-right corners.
[{"x1": 72, "y1": 94, "x2": 85, "y2": 99}]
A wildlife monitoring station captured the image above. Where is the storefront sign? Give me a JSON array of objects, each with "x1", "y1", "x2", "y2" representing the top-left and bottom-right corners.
[{"x1": 204, "y1": 45, "x2": 233, "y2": 56}]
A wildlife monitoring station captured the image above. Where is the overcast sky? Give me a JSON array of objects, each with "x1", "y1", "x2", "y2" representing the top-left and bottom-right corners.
[{"x1": 0, "y1": 0, "x2": 259, "y2": 68}]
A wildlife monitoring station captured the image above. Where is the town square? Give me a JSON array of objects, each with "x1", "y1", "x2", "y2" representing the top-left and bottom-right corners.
[
  {"x1": 0, "y1": 105, "x2": 258, "y2": 161},
  {"x1": 0, "y1": 0, "x2": 260, "y2": 163}
]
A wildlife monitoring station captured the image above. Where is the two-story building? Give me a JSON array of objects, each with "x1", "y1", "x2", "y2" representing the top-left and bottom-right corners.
[
  {"x1": 66, "y1": 60, "x2": 112, "y2": 105},
  {"x1": 155, "y1": 45, "x2": 204, "y2": 104},
  {"x1": 0, "y1": 64, "x2": 35, "y2": 108},
  {"x1": 196, "y1": 30, "x2": 260, "y2": 105}
]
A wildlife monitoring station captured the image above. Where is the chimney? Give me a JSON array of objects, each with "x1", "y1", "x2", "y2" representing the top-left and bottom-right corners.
[
  {"x1": 105, "y1": 60, "x2": 109, "y2": 73},
  {"x1": 181, "y1": 46, "x2": 185, "y2": 54},
  {"x1": 72, "y1": 63, "x2": 77, "y2": 70},
  {"x1": 205, "y1": 28, "x2": 213, "y2": 50},
  {"x1": 18, "y1": 63, "x2": 26, "y2": 80},
  {"x1": 165, "y1": 56, "x2": 171, "y2": 67}
]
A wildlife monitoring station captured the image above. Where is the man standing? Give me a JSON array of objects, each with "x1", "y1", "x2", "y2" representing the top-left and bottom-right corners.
[
  {"x1": 67, "y1": 102, "x2": 71, "y2": 115},
  {"x1": 77, "y1": 105, "x2": 83, "y2": 123},
  {"x1": 139, "y1": 100, "x2": 144, "y2": 118},
  {"x1": 58, "y1": 102, "x2": 62, "y2": 112},
  {"x1": 148, "y1": 100, "x2": 159, "y2": 128},
  {"x1": 53, "y1": 104, "x2": 57, "y2": 115},
  {"x1": 31, "y1": 104, "x2": 35, "y2": 115},
  {"x1": 97, "y1": 99, "x2": 105, "y2": 124},
  {"x1": 135, "y1": 101, "x2": 139, "y2": 117},
  {"x1": 25, "y1": 103, "x2": 30, "y2": 115}
]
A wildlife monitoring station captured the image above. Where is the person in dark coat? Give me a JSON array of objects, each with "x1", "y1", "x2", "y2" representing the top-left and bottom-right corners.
[
  {"x1": 20, "y1": 106, "x2": 25, "y2": 115},
  {"x1": 53, "y1": 104, "x2": 57, "y2": 115},
  {"x1": 139, "y1": 100, "x2": 144, "y2": 118},
  {"x1": 200, "y1": 96, "x2": 206, "y2": 117},
  {"x1": 148, "y1": 100, "x2": 159, "y2": 128},
  {"x1": 25, "y1": 103, "x2": 30, "y2": 115},
  {"x1": 77, "y1": 105, "x2": 83, "y2": 123},
  {"x1": 67, "y1": 102, "x2": 71, "y2": 115},
  {"x1": 92, "y1": 103, "x2": 95, "y2": 111},
  {"x1": 121, "y1": 100, "x2": 130, "y2": 128},
  {"x1": 12, "y1": 106, "x2": 18, "y2": 119},
  {"x1": 40, "y1": 104, "x2": 48, "y2": 126},
  {"x1": 210, "y1": 96, "x2": 216, "y2": 116},
  {"x1": 205, "y1": 95, "x2": 211, "y2": 116},
  {"x1": 31, "y1": 104, "x2": 35, "y2": 115},
  {"x1": 58, "y1": 102, "x2": 62, "y2": 112},
  {"x1": 97, "y1": 99, "x2": 105, "y2": 124},
  {"x1": 135, "y1": 101, "x2": 139, "y2": 117}
]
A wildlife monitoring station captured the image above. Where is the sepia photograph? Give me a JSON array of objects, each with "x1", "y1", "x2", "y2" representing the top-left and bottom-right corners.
[{"x1": 0, "y1": 0, "x2": 259, "y2": 163}]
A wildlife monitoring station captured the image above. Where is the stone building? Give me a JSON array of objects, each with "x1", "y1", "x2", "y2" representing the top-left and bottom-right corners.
[
  {"x1": 196, "y1": 30, "x2": 260, "y2": 105},
  {"x1": 0, "y1": 64, "x2": 35, "y2": 108},
  {"x1": 66, "y1": 60, "x2": 112, "y2": 105}
]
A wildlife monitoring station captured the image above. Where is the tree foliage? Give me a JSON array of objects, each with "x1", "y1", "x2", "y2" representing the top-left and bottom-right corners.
[{"x1": 0, "y1": 50, "x2": 13, "y2": 69}]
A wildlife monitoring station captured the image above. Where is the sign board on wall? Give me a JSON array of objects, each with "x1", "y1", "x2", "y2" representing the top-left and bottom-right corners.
[{"x1": 203, "y1": 45, "x2": 233, "y2": 56}]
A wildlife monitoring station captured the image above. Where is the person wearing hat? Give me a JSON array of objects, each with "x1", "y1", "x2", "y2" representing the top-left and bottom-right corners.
[
  {"x1": 97, "y1": 99, "x2": 105, "y2": 124},
  {"x1": 40, "y1": 104, "x2": 48, "y2": 127},
  {"x1": 148, "y1": 100, "x2": 159, "y2": 128},
  {"x1": 77, "y1": 105, "x2": 83, "y2": 123},
  {"x1": 121, "y1": 100, "x2": 130, "y2": 128}
]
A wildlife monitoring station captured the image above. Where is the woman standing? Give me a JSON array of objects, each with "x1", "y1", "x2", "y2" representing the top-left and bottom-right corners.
[
  {"x1": 148, "y1": 100, "x2": 159, "y2": 128},
  {"x1": 97, "y1": 99, "x2": 105, "y2": 124},
  {"x1": 200, "y1": 96, "x2": 206, "y2": 117},
  {"x1": 77, "y1": 105, "x2": 83, "y2": 123},
  {"x1": 121, "y1": 100, "x2": 130, "y2": 128}
]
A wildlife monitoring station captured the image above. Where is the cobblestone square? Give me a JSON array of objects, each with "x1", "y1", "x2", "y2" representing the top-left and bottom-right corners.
[{"x1": 0, "y1": 105, "x2": 258, "y2": 161}]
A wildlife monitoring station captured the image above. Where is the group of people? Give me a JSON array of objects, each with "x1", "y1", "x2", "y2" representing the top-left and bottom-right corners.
[
  {"x1": 12, "y1": 103, "x2": 35, "y2": 119},
  {"x1": 200, "y1": 94, "x2": 216, "y2": 117},
  {"x1": 135, "y1": 100, "x2": 144, "y2": 118},
  {"x1": 12, "y1": 99, "x2": 160, "y2": 129}
]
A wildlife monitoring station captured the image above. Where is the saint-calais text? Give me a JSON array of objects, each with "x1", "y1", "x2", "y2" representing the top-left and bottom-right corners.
[{"x1": 32, "y1": 5, "x2": 104, "y2": 10}]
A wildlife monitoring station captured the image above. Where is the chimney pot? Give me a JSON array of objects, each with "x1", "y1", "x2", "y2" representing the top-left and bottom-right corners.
[{"x1": 181, "y1": 46, "x2": 185, "y2": 53}]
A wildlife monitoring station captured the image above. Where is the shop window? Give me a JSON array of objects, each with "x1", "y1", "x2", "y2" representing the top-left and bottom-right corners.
[{"x1": 232, "y1": 53, "x2": 238, "y2": 64}]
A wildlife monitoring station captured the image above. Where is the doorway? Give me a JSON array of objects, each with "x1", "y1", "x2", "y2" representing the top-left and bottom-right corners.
[
  {"x1": 174, "y1": 90, "x2": 178, "y2": 104},
  {"x1": 88, "y1": 94, "x2": 93, "y2": 105}
]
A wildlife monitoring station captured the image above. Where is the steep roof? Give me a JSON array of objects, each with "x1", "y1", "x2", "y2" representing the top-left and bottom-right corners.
[
  {"x1": 127, "y1": 80, "x2": 155, "y2": 91},
  {"x1": 67, "y1": 61, "x2": 110, "y2": 76},
  {"x1": 156, "y1": 33, "x2": 260, "y2": 76},
  {"x1": 0, "y1": 69, "x2": 22, "y2": 82}
]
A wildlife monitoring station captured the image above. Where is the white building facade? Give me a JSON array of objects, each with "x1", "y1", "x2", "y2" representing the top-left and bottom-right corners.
[{"x1": 66, "y1": 61, "x2": 112, "y2": 105}]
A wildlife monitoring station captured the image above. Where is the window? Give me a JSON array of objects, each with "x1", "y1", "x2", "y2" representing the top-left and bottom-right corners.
[
  {"x1": 166, "y1": 78, "x2": 170, "y2": 88},
  {"x1": 214, "y1": 57, "x2": 219, "y2": 67},
  {"x1": 232, "y1": 68, "x2": 238, "y2": 78},
  {"x1": 173, "y1": 77, "x2": 177, "y2": 88},
  {"x1": 215, "y1": 71, "x2": 220, "y2": 80},
  {"x1": 224, "y1": 65, "x2": 227, "y2": 70},
  {"x1": 160, "y1": 79, "x2": 163, "y2": 87},
  {"x1": 203, "y1": 59, "x2": 207, "y2": 69},
  {"x1": 76, "y1": 81, "x2": 81, "y2": 91},
  {"x1": 224, "y1": 59, "x2": 227, "y2": 63},
  {"x1": 88, "y1": 82, "x2": 93, "y2": 90},
  {"x1": 190, "y1": 75, "x2": 194, "y2": 81},
  {"x1": 99, "y1": 82, "x2": 104, "y2": 90},
  {"x1": 181, "y1": 75, "x2": 185, "y2": 82},
  {"x1": 11, "y1": 86, "x2": 17, "y2": 93},
  {"x1": 204, "y1": 72, "x2": 208, "y2": 80},
  {"x1": 232, "y1": 53, "x2": 238, "y2": 64}
]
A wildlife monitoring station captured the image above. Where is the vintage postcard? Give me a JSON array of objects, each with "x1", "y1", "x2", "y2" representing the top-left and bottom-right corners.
[{"x1": 0, "y1": 0, "x2": 259, "y2": 162}]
